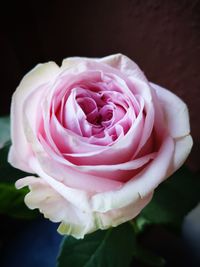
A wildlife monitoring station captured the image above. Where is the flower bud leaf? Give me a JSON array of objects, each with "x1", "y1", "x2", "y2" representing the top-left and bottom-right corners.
[
  {"x1": 0, "y1": 142, "x2": 38, "y2": 219},
  {"x1": 139, "y1": 166, "x2": 200, "y2": 229},
  {"x1": 133, "y1": 245, "x2": 166, "y2": 267},
  {"x1": 0, "y1": 116, "x2": 10, "y2": 148},
  {"x1": 57, "y1": 222, "x2": 136, "y2": 267},
  {"x1": 0, "y1": 183, "x2": 38, "y2": 219}
]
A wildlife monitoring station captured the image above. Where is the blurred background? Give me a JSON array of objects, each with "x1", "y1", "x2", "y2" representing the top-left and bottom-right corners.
[
  {"x1": 0, "y1": 0, "x2": 199, "y2": 170},
  {"x1": 0, "y1": 1, "x2": 200, "y2": 266}
]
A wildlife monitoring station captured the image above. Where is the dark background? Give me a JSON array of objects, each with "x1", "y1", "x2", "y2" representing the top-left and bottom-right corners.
[
  {"x1": 0, "y1": 0, "x2": 200, "y2": 169},
  {"x1": 0, "y1": 1, "x2": 200, "y2": 266}
]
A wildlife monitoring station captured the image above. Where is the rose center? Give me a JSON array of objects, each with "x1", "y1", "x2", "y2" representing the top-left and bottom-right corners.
[
  {"x1": 77, "y1": 96, "x2": 114, "y2": 127},
  {"x1": 94, "y1": 107, "x2": 113, "y2": 125}
]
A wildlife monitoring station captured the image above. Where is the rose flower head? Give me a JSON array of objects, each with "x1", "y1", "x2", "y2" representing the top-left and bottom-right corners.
[{"x1": 9, "y1": 54, "x2": 192, "y2": 238}]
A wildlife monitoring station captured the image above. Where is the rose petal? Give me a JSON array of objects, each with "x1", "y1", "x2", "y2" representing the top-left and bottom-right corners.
[
  {"x1": 58, "y1": 191, "x2": 153, "y2": 237},
  {"x1": 150, "y1": 82, "x2": 191, "y2": 138},
  {"x1": 96, "y1": 192, "x2": 153, "y2": 228},
  {"x1": 29, "y1": 145, "x2": 124, "y2": 192},
  {"x1": 46, "y1": 109, "x2": 143, "y2": 165},
  {"x1": 28, "y1": 157, "x2": 92, "y2": 211},
  {"x1": 170, "y1": 135, "x2": 193, "y2": 175},
  {"x1": 91, "y1": 135, "x2": 174, "y2": 212},
  {"x1": 16, "y1": 176, "x2": 96, "y2": 239},
  {"x1": 61, "y1": 54, "x2": 148, "y2": 83},
  {"x1": 8, "y1": 62, "x2": 60, "y2": 172}
]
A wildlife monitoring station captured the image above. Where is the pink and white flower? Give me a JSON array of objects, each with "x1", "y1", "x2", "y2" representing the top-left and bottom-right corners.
[{"x1": 9, "y1": 54, "x2": 192, "y2": 238}]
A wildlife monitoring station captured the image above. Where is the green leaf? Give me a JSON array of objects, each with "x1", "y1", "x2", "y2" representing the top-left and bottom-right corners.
[
  {"x1": 0, "y1": 142, "x2": 30, "y2": 184},
  {"x1": 140, "y1": 166, "x2": 200, "y2": 228},
  {"x1": 57, "y1": 223, "x2": 136, "y2": 267},
  {"x1": 133, "y1": 245, "x2": 166, "y2": 267},
  {"x1": 0, "y1": 141, "x2": 38, "y2": 219},
  {"x1": 0, "y1": 183, "x2": 38, "y2": 219},
  {"x1": 0, "y1": 115, "x2": 10, "y2": 147}
]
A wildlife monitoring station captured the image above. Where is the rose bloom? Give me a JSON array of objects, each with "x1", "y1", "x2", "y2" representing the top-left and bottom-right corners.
[{"x1": 9, "y1": 54, "x2": 192, "y2": 238}]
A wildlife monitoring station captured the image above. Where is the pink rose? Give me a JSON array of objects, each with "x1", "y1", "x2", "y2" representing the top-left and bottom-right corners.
[{"x1": 9, "y1": 54, "x2": 192, "y2": 238}]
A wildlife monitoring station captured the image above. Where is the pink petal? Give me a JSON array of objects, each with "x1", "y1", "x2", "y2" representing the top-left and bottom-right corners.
[
  {"x1": 150, "y1": 82, "x2": 190, "y2": 138},
  {"x1": 8, "y1": 62, "x2": 60, "y2": 172}
]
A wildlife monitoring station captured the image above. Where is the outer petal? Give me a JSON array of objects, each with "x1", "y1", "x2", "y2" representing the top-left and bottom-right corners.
[
  {"x1": 16, "y1": 176, "x2": 69, "y2": 222},
  {"x1": 28, "y1": 157, "x2": 92, "y2": 212},
  {"x1": 16, "y1": 176, "x2": 96, "y2": 239},
  {"x1": 150, "y1": 82, "x2": 193, "y2": 173},
  {"x1": 98, "y1": 53, "x2": 148, "y2": 83},
  {"x1": 169, "y1": 135, "x2": 193, "y2": 175},
  {"x1": 95, "y1": 192, "x2": 153, "y2": 229},
  {"x1": 58, "y1": 191, "x2": 153, "y2": 238},
  {"x1": 8, "y1": 62, "x2": 60, "y2": 172},
  {"x1": 150, "y1": 82, "x2": 190, "y2": 138},
  {"x1": 61, "y1": 53, "x2": 147, "y2": 83}
]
